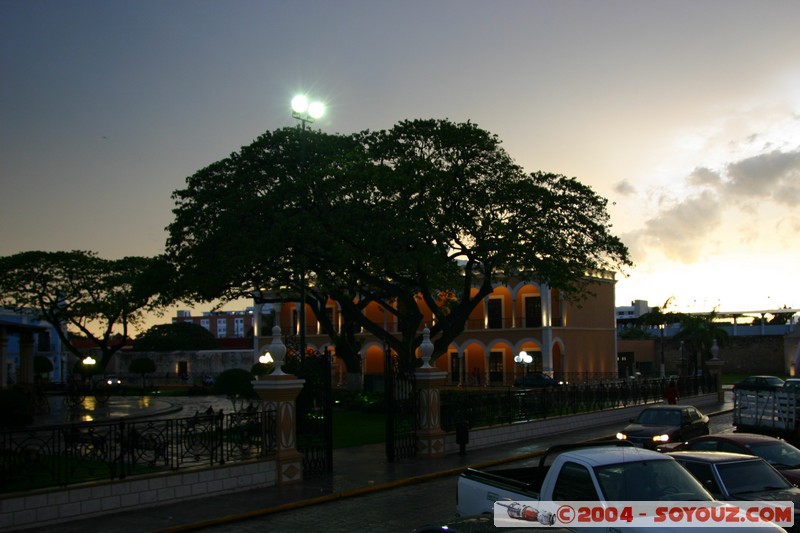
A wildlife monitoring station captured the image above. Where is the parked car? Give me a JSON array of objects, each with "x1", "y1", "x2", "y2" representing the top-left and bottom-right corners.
[
  {"x1": 733, "y1": 375, "x2": 785, "y2": 391},
  {"x1": 784, "y1": 378, "x2": 800, "y2": 390},
  {"x1": 615, "y1": 405, "x2": 709, "y2": 449},
  {"x1": 513, "y1": 373, "x2": 560, "y2": 388},
  {"x1": 672, "y1": 433, "x2": 800, "y2": 484},
  {"x1": 668, "y1": 451, "x2": 800, "y2": 529}
]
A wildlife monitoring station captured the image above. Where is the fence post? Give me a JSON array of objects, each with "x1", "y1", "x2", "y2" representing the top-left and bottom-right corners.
[{"x1": 415, "y1": 366, "x2": 449, "y2": 457}]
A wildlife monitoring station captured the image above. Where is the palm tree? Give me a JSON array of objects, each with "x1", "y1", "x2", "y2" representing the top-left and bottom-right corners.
[{"x1": 673, "y1": 313, "x2": 728, "y2": 377}]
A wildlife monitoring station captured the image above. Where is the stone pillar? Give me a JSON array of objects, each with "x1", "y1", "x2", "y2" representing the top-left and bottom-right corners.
[
  {"x1": 252, "y1": 326, "x2": 306, "y2": 485},
  {"x1": 416, "y1": 367, "x2": 448, "y2": 457},
  {"x1": 706, "y1": 339, "x2": 724, "y2": 402},
  {"x1": 19, "y1": 331, "x2": 35, "y2": 386},
  {"x1": 0, "y1": 327, "x2": 8, "y2": 389},
  {"x1": 416, "y1": 327, "x2": 448, "y2": 456}
]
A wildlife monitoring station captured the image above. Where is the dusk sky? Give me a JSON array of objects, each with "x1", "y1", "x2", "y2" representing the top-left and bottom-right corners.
[{"x1": 2, "y1": 1, "x2": 799, "y2": 328}]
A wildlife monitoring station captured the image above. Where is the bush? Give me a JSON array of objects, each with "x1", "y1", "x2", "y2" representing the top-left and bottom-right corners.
[
  {"x1": 213, "y1": 368, "x2": 258, "y2": 411},
  {"x1": 0, "y1": 387, "x2": 33, "y2": 428}
]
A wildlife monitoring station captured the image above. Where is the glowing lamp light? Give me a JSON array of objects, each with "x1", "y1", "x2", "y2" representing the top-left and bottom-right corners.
[
  {"x1": 259, "y1": 352, "x2": 274, "y2": 365},
  {"x1": 82, "y1": 356, "x2": 96, "y2": 366},
  {"x1": 291, "y1": 94, "x2": 325, "y2": 122},
  {"x1": 514, "y1": 351, "x2": 533, "y2": 365}
]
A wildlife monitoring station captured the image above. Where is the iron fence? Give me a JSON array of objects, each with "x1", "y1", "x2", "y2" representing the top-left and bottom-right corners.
[
  {"x1": 0, "y1": 408, "x2": 277, "y2": 494},
  {"x1": 440, "y1": 375, "x2": 716, "y2": 431}
]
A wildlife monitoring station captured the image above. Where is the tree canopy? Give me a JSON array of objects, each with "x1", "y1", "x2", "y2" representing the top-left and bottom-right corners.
[
  {"x1": 0, "y1": 251, "x2": 170, "y2": 371},
  {"x1": 133, "y1": 321, "x2": 219, "y2": 351},
  {"x1": 166, "y1": 119, "x2": 632, "y2": 368}
]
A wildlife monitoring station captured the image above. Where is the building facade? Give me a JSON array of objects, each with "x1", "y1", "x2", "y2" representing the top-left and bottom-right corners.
[
  {"x1": 0, "y1": 308, "x2": 68, "y2": 387},
  {"x1": 172, "y1": 273, "x2": 620, "y2": 386}
]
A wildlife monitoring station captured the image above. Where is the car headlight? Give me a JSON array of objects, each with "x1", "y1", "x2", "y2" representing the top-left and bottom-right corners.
[
  {"x1": 616, "y1": 433, "x2": 628, "y2": 440},
  {"x1": 652, "y1": 434, "x2": 670, "y2": 443}
]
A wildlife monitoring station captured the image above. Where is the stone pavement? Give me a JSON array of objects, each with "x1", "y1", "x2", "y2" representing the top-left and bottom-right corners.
[{"x1": 16, "y1": 391, "x2": 734, "y2": 533}]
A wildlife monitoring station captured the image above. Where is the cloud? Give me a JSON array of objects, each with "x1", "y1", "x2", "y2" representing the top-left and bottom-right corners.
[
  {"x1": 724, "y1": 148, "x2": 800, "y2": 200},
  {"x1": 686, "y1": 167, "x2": 721, "y2": 188},
  {"x1": 613, "y1": 179, "x2": 636, "y2": 196},
  {"x1": 625, "y1": 190, "x2": 723, "y2": 264}
]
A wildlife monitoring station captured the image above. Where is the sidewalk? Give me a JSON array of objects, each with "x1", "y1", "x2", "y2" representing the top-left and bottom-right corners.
[{"x1": 17, "y1": 392, "x2": 734, "y2": 533}]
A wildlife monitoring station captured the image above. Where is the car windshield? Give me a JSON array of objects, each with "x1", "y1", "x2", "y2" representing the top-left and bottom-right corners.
[
  {"x1": 750, "y1": 442, "x2": 800, "y2": 469},
  {"x1": 717, "y1": 460, "x2": 792, "y2": 495},
  {"x1": 596, "y1": 459, "x2": 712, "y2": 502},
  {"x1": 635, "y1": 409, "x2": 681, "y2": 426}
]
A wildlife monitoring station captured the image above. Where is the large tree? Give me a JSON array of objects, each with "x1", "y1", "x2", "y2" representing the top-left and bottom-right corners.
[
  {"x1": 0, "y1": 251, "x2": 169, "y2": 372},
  {"x1": 166, "y1": 119, "x2": 632, "y2": 369}
]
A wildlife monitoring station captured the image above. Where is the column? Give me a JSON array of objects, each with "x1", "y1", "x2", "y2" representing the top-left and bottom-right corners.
[
  {"x1": 416, "y1": 327, "x2": 448, "y2": 456},
  {"x1": 20, "y1": 331, "x2": 35, "y2": 385},
  {"x1": 252, "y1": 326, "x2": 306, "y2": 485},
  {"x1": 0, "y1": 328, "x2": 7, "y2": 389}
]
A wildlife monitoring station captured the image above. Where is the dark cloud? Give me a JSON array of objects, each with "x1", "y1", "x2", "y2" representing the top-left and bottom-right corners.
[
  {"x1": 687, "y1": 167, "x2": 721, "y2": 188},
  {"x1": 624, "y1": 190, "x2": 722, "y2": 264},
  {"x1": 725, "y1": 148, "x2": 800, "y2": 198},
  {"x1": 613, "y1": 180, "x2": 636, "y2": 196}
]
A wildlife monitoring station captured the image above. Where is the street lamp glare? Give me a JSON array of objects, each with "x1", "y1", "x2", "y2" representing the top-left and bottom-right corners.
[
  {"x1": 291, "y1": 95, "x2": 309, "y2": 114},
  {"x1": 307, "y1": 101, "x2": 324, "y2": 119}
]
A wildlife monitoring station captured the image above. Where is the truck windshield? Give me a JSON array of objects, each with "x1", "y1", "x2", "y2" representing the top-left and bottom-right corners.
[{"x1": 595, "y1": 459, "x2": 713, "y2": 501}]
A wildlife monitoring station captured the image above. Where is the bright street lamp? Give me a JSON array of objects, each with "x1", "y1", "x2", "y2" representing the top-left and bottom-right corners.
[
  {"x1": 291, "y1": 95, "x2": 324, "y2": 128},
  {"x1": 290, "y1": 94, "x2": 324, "y2": 362}
]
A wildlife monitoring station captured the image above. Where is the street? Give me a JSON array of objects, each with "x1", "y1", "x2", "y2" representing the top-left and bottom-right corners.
[{"x1": 202, "y1": 412, "x2": 735, "y2": 533}]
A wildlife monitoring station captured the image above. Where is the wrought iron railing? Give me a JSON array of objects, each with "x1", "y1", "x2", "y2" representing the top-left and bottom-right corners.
[
  {"x1": 0, "y1": 408, "x2": 277, "y2": 494},
  {"x1": 440, "y1": 375, "x2": 716, "y2": 431}
]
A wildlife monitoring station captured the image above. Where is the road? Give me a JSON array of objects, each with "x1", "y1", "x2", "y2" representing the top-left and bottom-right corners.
[{"x1": 202, "y1": 412, "x2": 735, "y2": 533}]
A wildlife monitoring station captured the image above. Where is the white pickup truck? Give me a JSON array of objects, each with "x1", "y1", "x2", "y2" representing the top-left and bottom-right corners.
[
  {"x1": 733, "y1": 386, "x2": 800, "y2": 443},
  {"x1": 456, "y1": 442, "x2": 785, "y2": 532}
]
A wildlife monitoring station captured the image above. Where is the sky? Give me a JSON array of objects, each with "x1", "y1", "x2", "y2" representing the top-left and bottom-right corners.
[{"x1": 2, "y1": 0, "x2": 799, "y2": 330}]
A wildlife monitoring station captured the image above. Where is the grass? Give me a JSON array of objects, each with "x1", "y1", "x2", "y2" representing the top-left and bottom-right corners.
[{"x1": 332, "y1": 409, "x2": 385, "y2": 448}]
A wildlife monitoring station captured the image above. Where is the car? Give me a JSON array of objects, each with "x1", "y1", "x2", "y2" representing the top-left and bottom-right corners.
[
  {"x1": 513, "y1": 372, "x2": 560, "y2": 388},
  {"x1": 104, "y1": 374, "x2": 122, "y2": 386},
  {"x1": 672, "y1": 433, "x2": 800, "y2": 485},
  {"x1": 615, "y1": 405, "x2": 709, "y2": 449},
  {"x1": 668, "y1": 450, "x2": 800, "y2": 529},
  {"x1": 733, "y1": 375, "x2": 785, "y2": 391},
  {"x1": 784, "y1": 378, "x2": 800, "y2": 390}
]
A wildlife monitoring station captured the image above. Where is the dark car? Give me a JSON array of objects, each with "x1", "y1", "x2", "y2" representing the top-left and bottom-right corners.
[
  {"x1": 734, "y1": 375, "x2": 785, "y2": 391},
  {"x1": 784, "y1": 378, "x2": 800, "y2": 390},
  {"x1": 616, "y1": 405, "x2": 709, "y2": 449},
  {"x1": 668, "y1": 451, "x2": 800, "y2": 529},
  {"x1": 673, "y1": 433, "x2": 800, "y2": 485},
  {"x1": 513, "y1": 373, "x2": 560, "y2": 388}
]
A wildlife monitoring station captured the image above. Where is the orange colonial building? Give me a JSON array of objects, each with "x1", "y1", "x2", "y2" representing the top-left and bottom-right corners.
[{"x1": 261, "y1": 272, "x2": 619, "y2": 385}]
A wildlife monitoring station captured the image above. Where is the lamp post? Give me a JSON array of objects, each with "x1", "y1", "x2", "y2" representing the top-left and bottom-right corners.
[
  {"x1": 514, "y1": 350, "x2": 533, "y2": 388},
  {"x1": 82, "y1": 356, "x2": 96, "y2": 381},
  {"x1": 290, "y1": 94, "x2": 325, "y2": 362}
]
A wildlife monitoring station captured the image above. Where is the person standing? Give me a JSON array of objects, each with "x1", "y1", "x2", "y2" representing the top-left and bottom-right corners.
[{"x1": 665, "y1": 379, "x2": 679, "y2": 404}]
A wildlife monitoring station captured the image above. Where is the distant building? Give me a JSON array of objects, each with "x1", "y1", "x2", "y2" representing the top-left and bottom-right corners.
[
  {"x1": 174, "y1": 308, "x2": 267, "y2": 339},
  {"x1": 615, "y1": 299, "x2": 652, "y2": 322},
  {"x1": 0, "y1": 308, "x2": 68, "y2": 386}
]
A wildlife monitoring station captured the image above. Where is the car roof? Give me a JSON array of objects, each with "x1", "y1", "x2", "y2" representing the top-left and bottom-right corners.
[
  {"x1": 690, "y1": 433, "x2": 785, "y2": 445},
  {"x1": 668, "y1": 450, "x2": 764, "y2": 463},
  {"x1": 641, "y1": 405, "x2": 693, "y2": 411},
  {"x1": 563, "y1": 445, "x2": 669, "y2": 466}
]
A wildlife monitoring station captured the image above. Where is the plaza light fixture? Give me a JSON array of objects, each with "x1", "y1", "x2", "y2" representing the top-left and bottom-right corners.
[
  {"x1": 259, "y1": 352, "x2": 274, "y2": 365},
  {"x1": 82, "y1": 356, "x2": 96, "y2": 366},
  {"x1": 290, "y1": 94, "x2": 324, "y2": 362},
  {"x1": 514, "y1": 351, "x2": 533, "y2": 367},
  {"x1": 291, "y1": 94, "x2": 324, "y2": 128}
]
